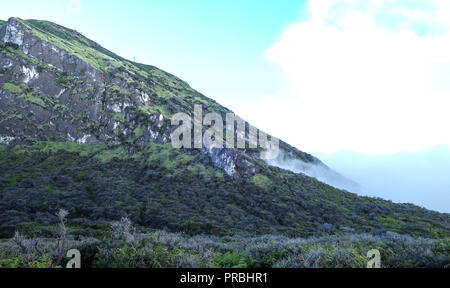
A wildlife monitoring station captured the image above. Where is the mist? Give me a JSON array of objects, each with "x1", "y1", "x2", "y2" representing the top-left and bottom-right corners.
[
  {"x1": 266, "y1": 151, "x2": 362, "y2": 193},
  {"x1": 315, "y1": 145, "x2": 450, "y2": 213}
]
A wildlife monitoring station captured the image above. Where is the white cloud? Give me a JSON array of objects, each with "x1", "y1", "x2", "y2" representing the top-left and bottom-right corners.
[
  {"x1": 235, "y1": 0, "x2": 450, "y2": 154},
  {"x1": 66, "y1": 0, "x2": 81, "y2": 14}
]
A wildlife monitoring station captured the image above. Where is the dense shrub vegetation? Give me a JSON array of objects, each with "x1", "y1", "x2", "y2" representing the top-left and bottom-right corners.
[
  {"x1": 1, "y1": 142, "x2": 449, "y2": 240},
  {"x1": 0, "y1": 142, "x2": 449, "y2": 267},
  {"x1": 1, "y1": 217, "x2": 448, "y2": 268}
]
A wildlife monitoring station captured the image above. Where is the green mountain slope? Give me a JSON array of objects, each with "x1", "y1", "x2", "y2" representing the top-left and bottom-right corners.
[
  {"x1": 0, "y1": 17, "x2": 449, "y2": 242},
  {"x1": 1, "y1": 142, "x2": 448, "y2": 239}
]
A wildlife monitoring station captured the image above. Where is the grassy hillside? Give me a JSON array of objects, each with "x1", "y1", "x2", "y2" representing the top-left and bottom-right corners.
[{"x1": 1, "y1": 142, "x2": 448, "y2": 240}]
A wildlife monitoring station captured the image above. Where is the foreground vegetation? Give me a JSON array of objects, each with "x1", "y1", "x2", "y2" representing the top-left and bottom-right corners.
[{"x1": 1, "y1": 216, "x2": 448, "y2": 268}]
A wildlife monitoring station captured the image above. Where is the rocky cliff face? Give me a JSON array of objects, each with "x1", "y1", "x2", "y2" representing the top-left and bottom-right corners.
[
  {"x1": 1, "y1": 18, "x2": 168, "y2": 146},
  {"x1": 0, "y1": 17, "x2": 320, "y2": 179}
]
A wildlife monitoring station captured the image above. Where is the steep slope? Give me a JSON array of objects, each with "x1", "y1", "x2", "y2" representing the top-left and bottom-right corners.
[
  {"x1": 0, "y1": 17, "x2": 317, "y2": 178},
  {"x1": 0, "y1": 18, "x2": 449, "y2": 239}
]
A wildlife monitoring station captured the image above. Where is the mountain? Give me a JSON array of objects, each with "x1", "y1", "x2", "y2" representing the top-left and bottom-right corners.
[{"x1": 0, "y1": 17, "x2": 449, "y2": 241}]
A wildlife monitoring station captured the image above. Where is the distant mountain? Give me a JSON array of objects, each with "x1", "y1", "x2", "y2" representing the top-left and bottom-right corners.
[{"x1": 0, "y1": 17, "x2": 449, "y2": 239}]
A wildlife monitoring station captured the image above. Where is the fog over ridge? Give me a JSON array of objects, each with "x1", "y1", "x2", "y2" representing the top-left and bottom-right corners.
[
  {"x1": 265, "y1": 151, "x2": 362, "y2": 193},
  {"x1": 316, "y1": 144, "x2": 450, "y2": 213}
]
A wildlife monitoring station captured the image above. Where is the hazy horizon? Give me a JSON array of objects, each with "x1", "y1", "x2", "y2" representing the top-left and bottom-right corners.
[{"x1": 316, "y1": 144, "x2": 450, "y2": 213}]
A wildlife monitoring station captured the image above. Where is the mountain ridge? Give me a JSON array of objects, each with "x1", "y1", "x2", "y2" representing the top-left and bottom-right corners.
[{"x1": 0, "y1": 17, "x2": 322, "y2": 177}]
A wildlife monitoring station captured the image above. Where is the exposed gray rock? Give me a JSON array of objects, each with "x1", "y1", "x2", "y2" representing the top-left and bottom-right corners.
[
  {"x1": 0, "y1": 17, "x2": 321, "y2": 179},
  {"x1": 205, "y1": 148, "x2": 260, "y2": 178}
]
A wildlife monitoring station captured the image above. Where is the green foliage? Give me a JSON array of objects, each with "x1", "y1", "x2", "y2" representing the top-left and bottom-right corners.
[
  {"x1": 133, "y1": 126, "x2": 144, "y2": 139},
  {"x1": 136, "y1": 105, "x2": 170, "y2": 118},
  {"x1": 94, "y1": 244, "x2": 170, "y2": 268},
  {"x1": 94, "y1": 146, "x2": 128, "y2": 163},
  {"x1": 92, "y1": 219, "x2": 172, "y2": 268},
  {"x1": 295, "y1": 244, "x2": 368, "y2": 268},
  {"x1": 146, "y1": 143, "x2": 194, "y2": 170},
  {"x1": 18, "y1": 92, "x2": 47, "y2": 108},
  {"x1": 26, "y1": 255, "x2": 54, "y2": 268},
  {"x1": 56, "y1": 72, "x2": 75, "y2": 88},
  {"x1": 1, "y1": 218, "x2": 449, "y2": 268},
  {"x1": 250, "y1": 174, "x2": 272, "y2": 190},
  {"x1": 111, "y1": 84, "x2": 131, "y2": 96},
  {"x1": 113, "y1": 113, "x2": 126, "y2": 123},
  {"x1": 0, "y1": 255, "x2": 53, "y2": 268},
  {"x1": 21, "y1": 19, "x2": 122, "y2": 72},
  {"x1": 2, "y1": 83, "x2": 23, "y2": 94},
  {"x1": 12, "y1": 141, "x2": 102, "y2": 157},
  {"x1": 0, "y1": 256, "x2": 22, "y2": 268},
  {"x1": 214, "y1": 252, "x2": 247, "y2": 268},
  {"x1": 84, "y1": 86, "x2": 95, "y2": 94}
]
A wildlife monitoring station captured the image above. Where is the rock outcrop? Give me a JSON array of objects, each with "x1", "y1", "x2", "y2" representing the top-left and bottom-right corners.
[{"x1": 0, "y1": 17, "x2": 320, "y2": 178}]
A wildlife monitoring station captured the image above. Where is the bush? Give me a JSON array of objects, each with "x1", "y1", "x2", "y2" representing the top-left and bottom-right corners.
[
  {"x1": 93, "y1": 218, "x2": 172, "y2": 268},
  {"x1": 0, "y1": 255, "x2": 53, "y2": 268},
  {"x1": 2, "y1": 83, "x2": 22, "y2": 94},
  {"x1": 214, "y1": 252, "x2": 247, "y2": 268},
  {"x1": 1, "y1": 217, "x2": 448, "y2": 268}
]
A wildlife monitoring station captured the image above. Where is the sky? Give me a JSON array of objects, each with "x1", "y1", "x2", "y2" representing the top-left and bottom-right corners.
[
  {"x1": 254, "y1": 0, "x2": 450, "y2": 155},
  {"x1": 1, "y1": 0, "x2": 449, "y2": 211}
]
